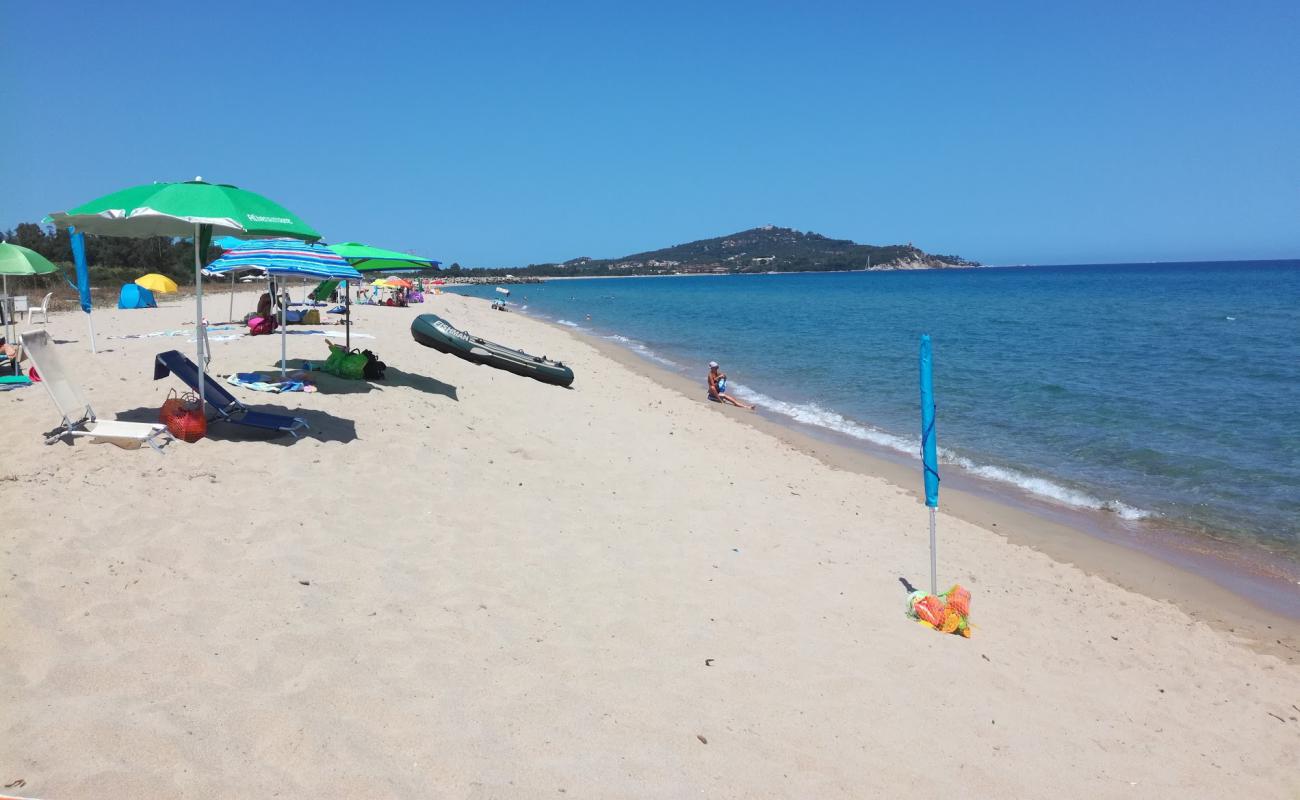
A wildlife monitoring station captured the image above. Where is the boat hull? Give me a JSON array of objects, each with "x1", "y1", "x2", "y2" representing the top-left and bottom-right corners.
[{"x1": 411, "y1": 314, "x2": 575, "y2": 387}]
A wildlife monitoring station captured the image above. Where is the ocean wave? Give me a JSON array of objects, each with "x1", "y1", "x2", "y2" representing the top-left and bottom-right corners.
[
  {"x1": 555, "y1": 319, "x2": 582, "y2": 328},
  {"x1": 945, "y1": 456, "x2": 1151, "y2": 520},
  {"x1": 728, "y1": 384, "x2": 1151, "y2": 521},
  {"x1": 603, "y1": 334, "x2": 680, "y2": 367},
  {"x1": 729, "y1": 384, "x2": 918, "y2": 453}
]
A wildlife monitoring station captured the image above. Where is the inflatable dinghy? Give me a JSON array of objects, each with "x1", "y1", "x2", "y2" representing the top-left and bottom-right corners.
[{"x1": 411, "y1": 314, "x2": 575, "y2": 387}]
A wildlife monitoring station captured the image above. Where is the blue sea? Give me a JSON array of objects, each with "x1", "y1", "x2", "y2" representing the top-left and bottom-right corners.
[{"x1": 449, "y1": 261, "x2": 1300, "y2": 568}]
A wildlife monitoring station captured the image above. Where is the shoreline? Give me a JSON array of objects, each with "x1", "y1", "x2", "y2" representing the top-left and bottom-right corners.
[
  {"x1": 5, "y1": 295, "x2": 1300, "y2": 796},
  {"x1": 455, "y1": 278, "x2": 1299, "y2": 570},
  {"x1": 523, "y1": 310, "x2": 1300, "y2": 661}
]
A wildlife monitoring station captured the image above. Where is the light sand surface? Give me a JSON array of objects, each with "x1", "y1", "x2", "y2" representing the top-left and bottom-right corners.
[{"x1": 2, "y1": 291, "x2": 1299, "y2": 798}]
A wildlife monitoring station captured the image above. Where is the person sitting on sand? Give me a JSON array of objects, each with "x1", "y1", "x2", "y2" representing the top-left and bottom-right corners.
[
  {"x1": 1, "y1": 341, "x2": 24, "y2": 370},
  {"x1": 707, "y1": 361, "x2": 754, "y2": 409},
  {"x1": 256, "y1": 291, "x2": 274, "y2": 320}
]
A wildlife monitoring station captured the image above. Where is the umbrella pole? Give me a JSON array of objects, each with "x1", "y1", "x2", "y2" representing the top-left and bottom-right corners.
[
  {"x1": 929, "y1": 506, "x2": 937, "y2": 596},
  {"x1": 280, "y1": 282, "x2": 287, "y2": 378},
  {"x1": 3, "y1": 274, "x2": 10, "y2": 346},
  {"x1": 194, "y1": 222, "x2": 205, "y2": 410},
  {"x1": 229, "y1": 273, "x2": 235, "y2": 324},
  {"x1": 345, "y1": 282, "x2": 351, "y2": 350}
]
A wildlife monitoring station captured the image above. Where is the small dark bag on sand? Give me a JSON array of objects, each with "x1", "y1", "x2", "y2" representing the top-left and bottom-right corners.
[{"x1": 362, "y1": 349, "x2": 386, "y2": 380}]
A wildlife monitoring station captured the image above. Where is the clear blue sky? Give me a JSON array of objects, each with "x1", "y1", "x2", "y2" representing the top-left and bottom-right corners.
[{"x1": 3, "y1": 0, "x2": 1297, "y2": 266}]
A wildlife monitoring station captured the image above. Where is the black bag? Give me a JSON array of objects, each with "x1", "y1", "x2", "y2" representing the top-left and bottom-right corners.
[{"x1": 361, "y1": 349, "x2": 386, "y2": 380}]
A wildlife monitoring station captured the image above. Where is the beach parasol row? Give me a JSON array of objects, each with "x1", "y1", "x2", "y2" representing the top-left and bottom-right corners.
[
  {"x1": 47, "y1": 179, "x2": 323, "y2": 408},
  {"x1": 206, "y1": 239, "x2": 362, "y2": 376},
  {"x1": 46, "y1": 179, "x2": 440, "y2": 402}
]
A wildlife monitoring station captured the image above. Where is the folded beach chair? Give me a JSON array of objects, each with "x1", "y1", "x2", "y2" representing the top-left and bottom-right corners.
[
  {"x1": 20, "y1": 330, "x2": 173, "y2": 454},
  {"x1": 153, "y1": 350, "x2": 309, "y2": 439}
]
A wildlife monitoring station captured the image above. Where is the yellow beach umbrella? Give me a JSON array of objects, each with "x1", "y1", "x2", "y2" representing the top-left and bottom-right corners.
[{"x1": 135, "y1": 273, "x2": 179, "y2": 294}]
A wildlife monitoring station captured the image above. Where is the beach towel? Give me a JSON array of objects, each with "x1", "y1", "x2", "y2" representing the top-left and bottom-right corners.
[
  {"x1": 225, "y1": 373, "x2": 314, "y2": 394},
  {"x1": 109, "y1": 325, "x2": 240, "y2": 341},
  {"x1": 0, "y1": 374, "x2": 31, "y2": 390},
  {"x1": 285, "y1": 329, "x2": 374, "y2": 339}
]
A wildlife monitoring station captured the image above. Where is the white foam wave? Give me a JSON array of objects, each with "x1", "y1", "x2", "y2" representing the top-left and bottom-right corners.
[
  {"x1": 945, "y1": 456, "x2": 1150, "y2": 520},
  {"x1": 603, "y1": 334, "x2": 680, "y2": 367},
  {"x1": 727, "y1": 384, "x2": 1151, "y2": 521},
  {"x1": 730, "y1": 384, "x2": 918, "y2": 453},
  {"x1": 555, "y1": 319, "x2": 581, "y2": 328}
]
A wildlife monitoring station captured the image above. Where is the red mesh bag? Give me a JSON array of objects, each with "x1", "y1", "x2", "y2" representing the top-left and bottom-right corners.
[
  {"x1": 159, "y1": 389, "x2": 184, "y2": 424},
  {"x1": 163, "y1": 391, "x2": 207, "y2": 443},
  {"x1": 913, "y1": 595, "x2": 946, "y2": 627},
  {"x1": 945, "y1": 585, "x2": 971, "y2": 618}
]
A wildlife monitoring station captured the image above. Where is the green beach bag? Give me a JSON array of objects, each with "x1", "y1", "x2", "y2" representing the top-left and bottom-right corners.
[
  {"x1": 340, "y1": 349, "x2": 369, "y2": 380},
  {"x1": 323, "y1": 344, "x2": 348, "y2": 376}
]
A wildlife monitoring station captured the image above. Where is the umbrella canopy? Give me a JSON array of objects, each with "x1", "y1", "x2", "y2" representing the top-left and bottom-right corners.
[
  {"x1": 48, "y1": 179, "x2": 320, "y2": 410},
  {"x1": 0, "y1": 243, "x2": 60, "y2": 343},
  {"x1": 206, "y1": 239, "x2": 361, "y2": 378},
  {"x1": 329, "y1": 241, "x2": 439, "y2": 273},
  {"x1": 385, "y1": 277, "x2": 414, "y2": 289},
  {"x1": 0, "y1": 242, "x2": 60, "y2": 277},
  {"x1": 135, "y1": 273, "x2": 179, "y2": 294},
  {"x1": 206, "y1": 239, "x2": 361, "y2": 281},
  {"x1": 49, "y1": 180, "x2": 321, "y2": 240}
]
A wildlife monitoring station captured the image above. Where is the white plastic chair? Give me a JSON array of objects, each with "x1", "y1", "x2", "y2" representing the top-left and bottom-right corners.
[
  {"x1": 19, "y1": 329, "x2": 173, "y2": 454},
  {"x1": 27, "y1": 292, "x2": 52, "y2": 324}
]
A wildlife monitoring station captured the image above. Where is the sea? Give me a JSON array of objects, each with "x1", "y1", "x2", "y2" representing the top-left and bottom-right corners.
[{"x1": 448, "y1": 261, "x2": 1300, "y2": 595}]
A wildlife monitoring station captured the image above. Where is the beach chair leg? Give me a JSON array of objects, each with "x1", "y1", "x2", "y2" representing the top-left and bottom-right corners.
[
  {"x1": 42, "y1": 417, "x2": 83, "y2": 446},
  {"x1": 146, "y1": 430, "x2": 172, "y2": 455}
]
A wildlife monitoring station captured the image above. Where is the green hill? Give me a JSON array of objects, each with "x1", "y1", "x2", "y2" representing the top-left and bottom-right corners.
[{"x1": 477, "y1": 226, "x2": 976, "y2": 276}]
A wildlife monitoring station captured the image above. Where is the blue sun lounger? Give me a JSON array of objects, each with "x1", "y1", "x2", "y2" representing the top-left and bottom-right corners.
[{"x1": 153, "y1": 350, "x2": 309, "y2": 439}]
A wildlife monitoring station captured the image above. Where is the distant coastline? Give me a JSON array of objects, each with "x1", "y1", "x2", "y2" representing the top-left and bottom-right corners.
[
  {"x1": 456, "y1": 224, "x2": 977, "y2": 279},
  {"x1": 536, "y1": 265, "x2": 983, "y2": 281}
]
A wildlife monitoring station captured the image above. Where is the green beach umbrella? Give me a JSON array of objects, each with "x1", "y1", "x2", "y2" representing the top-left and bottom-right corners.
[
  {"x1": 0, "y1": 243, "x2": 60, "y2": 344},
  {"x1": 326, "y1": 243, "x2": 439, "y2": 349},
  {"x1": 328, "y1": 242, "x2": 439, "y2": 273},
  {"x1": 48, "y1": 179, "x2": 320, "y2": 241},
  {"x1": 48, "y1": 179, "x2": 320, "y2": 408}
]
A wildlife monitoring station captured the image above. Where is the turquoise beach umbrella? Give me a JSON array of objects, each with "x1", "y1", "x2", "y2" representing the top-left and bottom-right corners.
[
  {"x1": 919, "y1": 334, "x2": 941, "y2": 594},
  {"x1": 207, "y1": 239, "x2": 361, "y2": 377}
]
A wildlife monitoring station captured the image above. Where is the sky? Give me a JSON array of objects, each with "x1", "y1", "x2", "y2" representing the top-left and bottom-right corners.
[{"x1": 2, "y1": 0, "x2": 1297, "y2": 267}]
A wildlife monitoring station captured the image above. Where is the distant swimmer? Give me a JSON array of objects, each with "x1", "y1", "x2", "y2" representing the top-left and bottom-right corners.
[{"x1": 707, "y1": 361, "x2": 754, "y2": 410}]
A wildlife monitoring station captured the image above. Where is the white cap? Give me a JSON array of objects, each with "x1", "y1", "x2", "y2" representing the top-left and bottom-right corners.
[{"x1": 709, "y1": 361, "x2": 718, "y2": 368}]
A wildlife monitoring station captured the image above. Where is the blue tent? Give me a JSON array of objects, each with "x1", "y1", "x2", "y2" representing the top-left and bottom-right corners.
[{"x1": 118, "y1": 283, "x2": 157, "y2": 309}]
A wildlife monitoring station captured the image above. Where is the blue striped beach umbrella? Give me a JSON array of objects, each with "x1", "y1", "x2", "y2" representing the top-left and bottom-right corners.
[
  {"x1": 205, "y1": 239, "x2": 361, "y2": 281},
  {"x1": 207, "y1": 239, "x2": 362, "y2": 376},
  {"x1": 919, "y1": 334, "x2": 941, "y2": 595}
]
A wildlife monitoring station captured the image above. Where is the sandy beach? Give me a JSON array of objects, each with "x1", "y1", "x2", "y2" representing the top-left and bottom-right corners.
[{"x1": 2, "y1": 291, "x2": 1299, "y2": 798}]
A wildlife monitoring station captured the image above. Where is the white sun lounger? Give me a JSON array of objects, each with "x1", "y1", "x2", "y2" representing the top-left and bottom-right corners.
[{"x1": 19, "y1": 329, "x2": 173, "y2": 454}]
